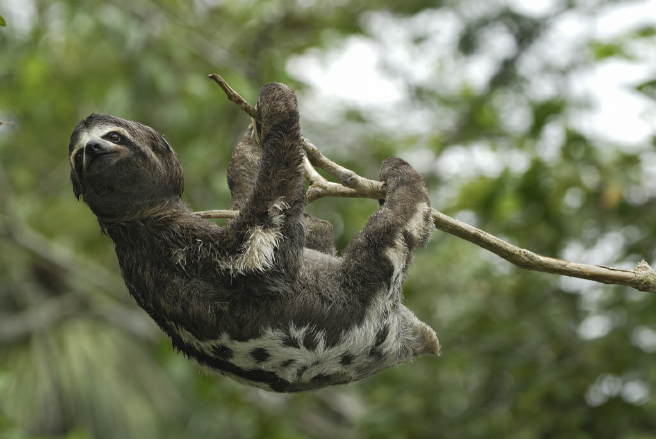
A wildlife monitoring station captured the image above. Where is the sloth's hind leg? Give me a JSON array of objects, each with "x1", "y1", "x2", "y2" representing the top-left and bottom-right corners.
[{"x1": 341, "y1": 158, "x2": 434, "y2": 295}]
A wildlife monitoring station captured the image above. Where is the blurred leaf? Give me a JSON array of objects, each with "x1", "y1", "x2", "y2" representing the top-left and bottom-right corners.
[
  {"x1": 634, "y1": 25, "x2": 656, "y2": 38},
  {"x1": 591, "y1": 42, "x2": 630, "y2": 61},
  {"x1": 529, "y1": 98, "x2": 565, "y2": 137},
  {"x1": 635, "y1": 79, "x2": 656, "y2": 101},
  {"x1": 0, "y1": 14, "x2": 6, "y2": 27}
]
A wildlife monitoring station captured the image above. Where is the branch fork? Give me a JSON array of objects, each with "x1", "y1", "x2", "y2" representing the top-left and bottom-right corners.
[{"x1": 201, "y1": 74, "x2": 656, "y2": 293}]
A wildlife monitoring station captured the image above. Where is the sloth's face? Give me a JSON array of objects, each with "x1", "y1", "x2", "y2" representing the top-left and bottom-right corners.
[{"x1": 69, "y1": 114, "x2": 184, "y2": 218}]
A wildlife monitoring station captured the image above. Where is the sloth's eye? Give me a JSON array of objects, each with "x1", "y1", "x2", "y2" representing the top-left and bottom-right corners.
[
  {"x1": 75, "y1": 151, "x2": 83, "y2": 163},
  {"x1": 108, "y1": 132, "x2": 121, "y2": 143}
]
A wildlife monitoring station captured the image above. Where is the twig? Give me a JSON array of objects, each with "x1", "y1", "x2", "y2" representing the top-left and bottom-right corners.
[
  {"x1": 208, "y1": 74, "x2": 259, "y2": 120},
  {"x1": 205, "y1": 74, "x2": 656, "y2": 293},
  {"x1": 195, "y1": 209, "x2": 238, "y2": 220},
  {"x1": 302, "y1": 139, "x2": 387, "y2": 201},
  {"x1": 302, "y1": 154, "x2": 376, "y2": 203}
]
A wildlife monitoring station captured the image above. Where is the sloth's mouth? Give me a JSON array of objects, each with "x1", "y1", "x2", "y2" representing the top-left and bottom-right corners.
[
  {"x1": 87, "y1": 151, "x2": 116, "y2": 166},
  {"x1": 83, "y1": 140, "x2": 122, "y2": 171},
  {"x1": 74, "y1": 151, "x2": 119, "y2": 180},
  {"x1": 83, "y1": 151, "x2": 118, "y2": 175}
]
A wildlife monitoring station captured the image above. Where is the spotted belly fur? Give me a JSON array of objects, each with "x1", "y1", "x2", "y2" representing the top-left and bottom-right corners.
[{"x1": 165, "y1": 292, "x2": 426, "y2": 392}]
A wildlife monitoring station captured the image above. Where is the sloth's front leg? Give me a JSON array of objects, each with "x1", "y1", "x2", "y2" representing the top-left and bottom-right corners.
[
  {"x1": 228, "y1": 123, "x2": 336, "y2": 256},
  {"x1": 231, "y1": 83, "x2": 307, "y2": 289}
]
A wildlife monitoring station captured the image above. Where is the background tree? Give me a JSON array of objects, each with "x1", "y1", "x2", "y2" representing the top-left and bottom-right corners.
[{"x1": 1, "y1": 0, "x2": 655, "y2": 438}]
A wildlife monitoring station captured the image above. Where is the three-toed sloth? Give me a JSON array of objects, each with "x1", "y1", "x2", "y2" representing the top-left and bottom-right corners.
[{"x1": 69, "y1": 82, "x2": 439, "y2": 392}]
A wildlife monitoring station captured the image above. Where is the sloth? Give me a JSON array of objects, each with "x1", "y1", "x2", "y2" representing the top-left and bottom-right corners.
[{"x1": 68, "y1": 82, "x2": 439, "y2": 392}]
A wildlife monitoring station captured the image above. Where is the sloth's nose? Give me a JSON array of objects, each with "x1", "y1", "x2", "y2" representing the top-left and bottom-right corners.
[{"x1": 85, "y1": 140, "x2": 113, "y2": 158}]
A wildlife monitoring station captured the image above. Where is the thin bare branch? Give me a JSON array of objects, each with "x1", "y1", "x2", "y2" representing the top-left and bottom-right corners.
[
  {"x1": 205, "y1": 74, "x2": 656, "y2": 294},
  {"x1": 430, "y1": 209, "x2": 656, "y2": 292},
  {"x1": 302, "y1": 138, "x2": 387, "y2": 200},
  {"x1": 208, "y1": 74, "x2": 260, "y2": 120},
  {"x1": 302, "y1": 155, "x2": 371, "y2": 203},
  {"x1": 196, "y1": 209, "x2": 238, "y2": 220}
]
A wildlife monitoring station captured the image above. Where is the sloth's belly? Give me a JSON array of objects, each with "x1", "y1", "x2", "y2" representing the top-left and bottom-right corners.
[{"x1": 165, "y1": 313, "x2": 411, "y2": 392}]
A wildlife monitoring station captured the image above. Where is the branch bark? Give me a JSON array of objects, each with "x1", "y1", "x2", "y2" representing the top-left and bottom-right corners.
[
  {"x1": 208, "y1": 74, "x2": 259, "y2": 120},
  {"x1": 203, "y1": 74, "x2": 656, "y2": 294},
  {"x1": 429, "y1": 210, "x2": 656, "y2": 292}
]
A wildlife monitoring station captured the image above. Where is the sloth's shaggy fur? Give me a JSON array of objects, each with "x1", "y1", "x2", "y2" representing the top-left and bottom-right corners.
[{"x1": 69, "y1": 82, "x2": 439, "y2": 392}]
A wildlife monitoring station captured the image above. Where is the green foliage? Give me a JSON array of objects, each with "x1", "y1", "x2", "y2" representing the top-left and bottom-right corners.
[
  {"x1": 0, "y1": 14, "x2": 5, "y2": 27},
  {"x1": 636, "y1": 79, "x2": 656, "y2": 101},
  {"x1": 1, "y1": 0, "x2": 656, "y2": 438},
  {"x1": 591, "y1": 42, "x2": 629, "y2": 61}
]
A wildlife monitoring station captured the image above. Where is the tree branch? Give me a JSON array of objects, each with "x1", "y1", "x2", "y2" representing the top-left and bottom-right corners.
[
  {"x1": 208, "y1": 74, "x2": 260, "y2": 120},
  {"x1": 302, "y1": 138, "x2": 387, "y2": 202},
  {"x1": 203, "y1": 74, "x2": 656, "y2": 294},
  {"x1": 430, "y1": 210, "x2": 656, "y2": 292}
]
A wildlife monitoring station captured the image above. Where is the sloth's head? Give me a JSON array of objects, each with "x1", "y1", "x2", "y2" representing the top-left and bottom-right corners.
[{"x1": 69, "y1": 114, "x2": 184, "y2": 219}]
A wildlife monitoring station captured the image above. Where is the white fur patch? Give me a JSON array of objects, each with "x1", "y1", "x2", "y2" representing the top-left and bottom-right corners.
[
  {"x1": 176, "y1": 226, "x2": 282, "y2": 275},
  {"x1": 268, "y1": 199, "x2": 289, "y2": 226},
  {"x1": 187, "y1": 202, "x2": 286, "y2": 275},
  {"x1": 385, "y1": 237, "x2": 408, "y2": 288},
  {"x1": 383, "y1": 201, "x2": 433, "y2": 287},
  {"x1": 405, "y1": 201, "x2": 432, "y2": 241},
  {"x1": 242, "y1": 226, "x2": 282, "y2": 271},
  {"x1": 172, "y1": 247, "x2": 189, "y2": 273}
]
